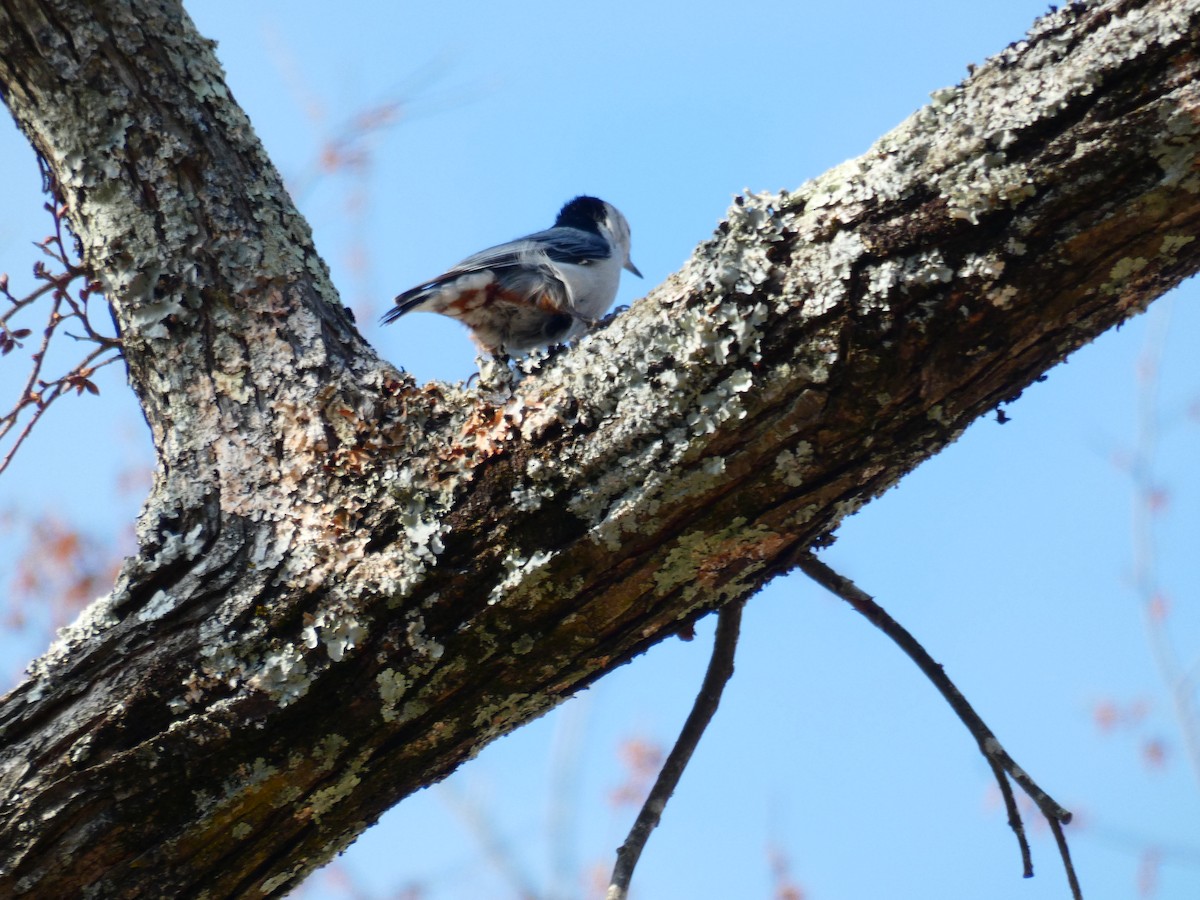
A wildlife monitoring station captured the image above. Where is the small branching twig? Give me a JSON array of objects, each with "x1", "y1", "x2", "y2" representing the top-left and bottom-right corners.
[
  {"x1": 793, "y1": 551, "x2": 1082, "y2": 899},
  {"x1": 1129, "y1": 300, "x2": 1200, "y2": 789},
  {"x1": 1, "y1": 169, "x2": 120, "y2": 478},
  {"x1": 606, "y1": 599, "x2": 746, "y2": 900}
]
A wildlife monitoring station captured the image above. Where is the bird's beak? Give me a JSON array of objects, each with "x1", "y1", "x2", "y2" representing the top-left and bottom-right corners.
[{"x1": 624, "y1": 259, "x2": 643, "y2": 278}]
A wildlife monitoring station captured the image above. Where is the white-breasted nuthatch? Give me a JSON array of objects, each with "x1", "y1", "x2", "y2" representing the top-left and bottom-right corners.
[{"x1": 382, "y1": 196, "x2": 641, "y2": 355}]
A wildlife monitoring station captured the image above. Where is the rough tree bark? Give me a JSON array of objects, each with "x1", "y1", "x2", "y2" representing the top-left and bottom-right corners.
[{"x1": 0, "y1": 0, "x2": 1197, "y2": 895}]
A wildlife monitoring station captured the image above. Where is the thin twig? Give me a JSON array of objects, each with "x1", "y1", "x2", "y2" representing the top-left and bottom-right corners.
[
  {"x1": 1050, "y1": 817, "x2": 1083, "y2": 900},
  {"x1": 0, "y1": 276, "x2": 59, "y2": 322},
  {"x1": 438, "y1": 780, "x2": 541, "y2": 900},
  {"x1": 0, "y1": 344, "x2": 120, "y2": 476},
  {"x1": 793, "y1": 551, "x2": 1082, "y2": 900},
  {"x1": 1, "y1": 179, "x2": 120, "y2": 478},
  {"x1": 1130, "y1": 299, "x2": 1200, "y2": 789},
  {"x1": 606, "y1": 599, "x2": 746, "y2": 900},
  {"x1": 987, "y1": 755, "x2": 1033, "y2": 877}
]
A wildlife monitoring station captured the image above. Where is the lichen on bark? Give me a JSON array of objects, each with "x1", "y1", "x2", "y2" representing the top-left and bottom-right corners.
[{"x1": 0, "y1": 0, "x2": 1198, "y2": 896}]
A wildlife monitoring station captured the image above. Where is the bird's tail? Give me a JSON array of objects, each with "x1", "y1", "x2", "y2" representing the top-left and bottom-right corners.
[{"x1": 380, "y1": 284, "x2": 437, "y2": 325}]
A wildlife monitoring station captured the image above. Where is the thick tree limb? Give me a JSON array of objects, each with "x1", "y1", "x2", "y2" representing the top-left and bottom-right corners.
[{"x1": 1, "y1": 0, "x2": 1199, "y2": 895}]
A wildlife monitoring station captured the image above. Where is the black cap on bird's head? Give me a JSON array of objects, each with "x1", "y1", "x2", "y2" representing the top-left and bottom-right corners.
[
  {"x1": 554, "y1": 196, "x2": 610, "y2": 234},
  {"x1": 555, "y1": 195, "x2": 642, "y2": 278}
]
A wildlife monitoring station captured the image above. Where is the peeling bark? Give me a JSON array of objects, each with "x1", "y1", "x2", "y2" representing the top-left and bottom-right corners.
[{"x1": 0, "y1": 0, "x2": 1198, "y2": 895}]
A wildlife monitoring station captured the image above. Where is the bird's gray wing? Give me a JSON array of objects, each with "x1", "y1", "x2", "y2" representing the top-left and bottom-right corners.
[
  {"x1": 452, "y1": 227, "x2": 611, "y2": 271},
  {"x1": 384, "y1": 228, "x2": 609, "y2": 324}
]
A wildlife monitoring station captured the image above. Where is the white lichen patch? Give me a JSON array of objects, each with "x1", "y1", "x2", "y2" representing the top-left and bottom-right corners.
[
  {"x1": 864, "y1": 259, "x2": 904, "y2": 304},
  {"x1": 403, "y1": 513, "x2": 446, "y2": 564},
  {"x1": 706, "y1": 194, "x2": 790, "y2": 295},
  {"x1": 195, "y1": 641, "x2": 248, "y2": 692},
  {"x1": 691, "y1": 193, "x2": 859, "y2": 320},
  {"x1": 377, "y1": 668, "x2": 410, "y2": 723},
  {"x1": 774, "y1": 443, "x2": 814, "y2": 487},
  {"x1": 941, "y1": 152, "x2": 1037, "y2": 224},
  {"x1": 487, "y1": 550, "x2": 557, "y2": 606},
  {"x1": 393, "y1": 474, "x2": 447, "y2": 564},
  {"x1": 127, "y1": 294, "x2": 184, "y2": 329},
  {"x1": 511, "y1": 481, "x2": 553, "y2": 512},
  {"x1": 301, "y1": 604, "x2": 368, "y2": 663},
  {"x1": 687, "y1": 369, "x2": 753, "y2": 436},
  {"x1": 583, "y1": 465, "x2": 668, "y2": 551},
  {"x1": 305, "y1": 758, "x2": 364, "y2": 824},
  {"x1": 374, "y1": 469, "x2": 454, "y2": 608},
  {"x1": 67, "y1": 733, "x2": 94, "y2": 765},
  {"x1": 1153, "y1": 104, "x2": 1200, "y2": 192},
  {"x1": 248, "y1": 642, "x2": 311, "y2": 706},
  {"x1": 404, "y1": 612, "x2": 445, "y2": 660},
  {"x1": 143, "y1": 522, "x2": 208, "y2": 572},
  {"x1": 801, "y1": 230, "x2": 868, "y2": 318},
  {"x1": 807, "y1": 157, "x2": 874, "y2": 210},
  {"x1": 137, "y1": 589, "x2": 179, "y2": 623},
  {"x1": 958, "y1": 252, "x2": 1007, "y2": 281},
  {"x1": 906, "y1": 250, "x2": 956, "y2": 287}
]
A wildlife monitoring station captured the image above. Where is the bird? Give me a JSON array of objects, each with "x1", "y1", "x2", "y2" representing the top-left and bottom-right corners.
[{"x1": 382, "y1": 196, "x2": 641, "y2": 355}]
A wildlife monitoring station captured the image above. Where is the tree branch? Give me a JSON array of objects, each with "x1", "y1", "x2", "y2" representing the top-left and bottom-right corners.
[
  {"x1": 606, "y1": 600, "x2": 745, "y2": 900},
  {"x1": 0, "y1": 0, "x2": 1198, "y2": 895},
  {"x1": 793, "y1": 552, "x2": 1082, "y2": 899}
]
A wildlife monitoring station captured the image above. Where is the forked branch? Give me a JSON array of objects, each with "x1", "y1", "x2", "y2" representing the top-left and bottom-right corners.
[{"x1": 794, "y1": 552, "x2": 1082, "y2": 900}]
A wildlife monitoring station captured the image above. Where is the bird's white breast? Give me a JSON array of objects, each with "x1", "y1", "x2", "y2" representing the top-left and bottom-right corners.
[{"x1": 553, "y1": 252, "x2": 624, "y2": 321}]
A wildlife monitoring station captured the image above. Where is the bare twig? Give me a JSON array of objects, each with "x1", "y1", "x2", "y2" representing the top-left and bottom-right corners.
[
  {"x1": 1, "y1": 180, "x2": 120, "y2": 478},
  {"x1": 606, "y1": 600, "x2": 746, "y2": 900},
  {"x1": 1130, "y1": 299, "x2": 1200, "y2": 789},
  {"x1": 0, "y1": 338, "x2": 121, "y2": 477},
  {"x1": 1050, "y1": 817, "x2": 1083, "y2": 900},
  {"x1": 438, "y1": 780, "x2": 541, "y2": 900},
  {"x1": 792, "y1": 551, "x2": 1082, "y2": 900}
]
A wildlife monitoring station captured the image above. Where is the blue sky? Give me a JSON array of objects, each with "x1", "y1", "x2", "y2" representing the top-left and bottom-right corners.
[{"x1": 2, "y1": 2, "x2": 1198, "y2": 898}]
